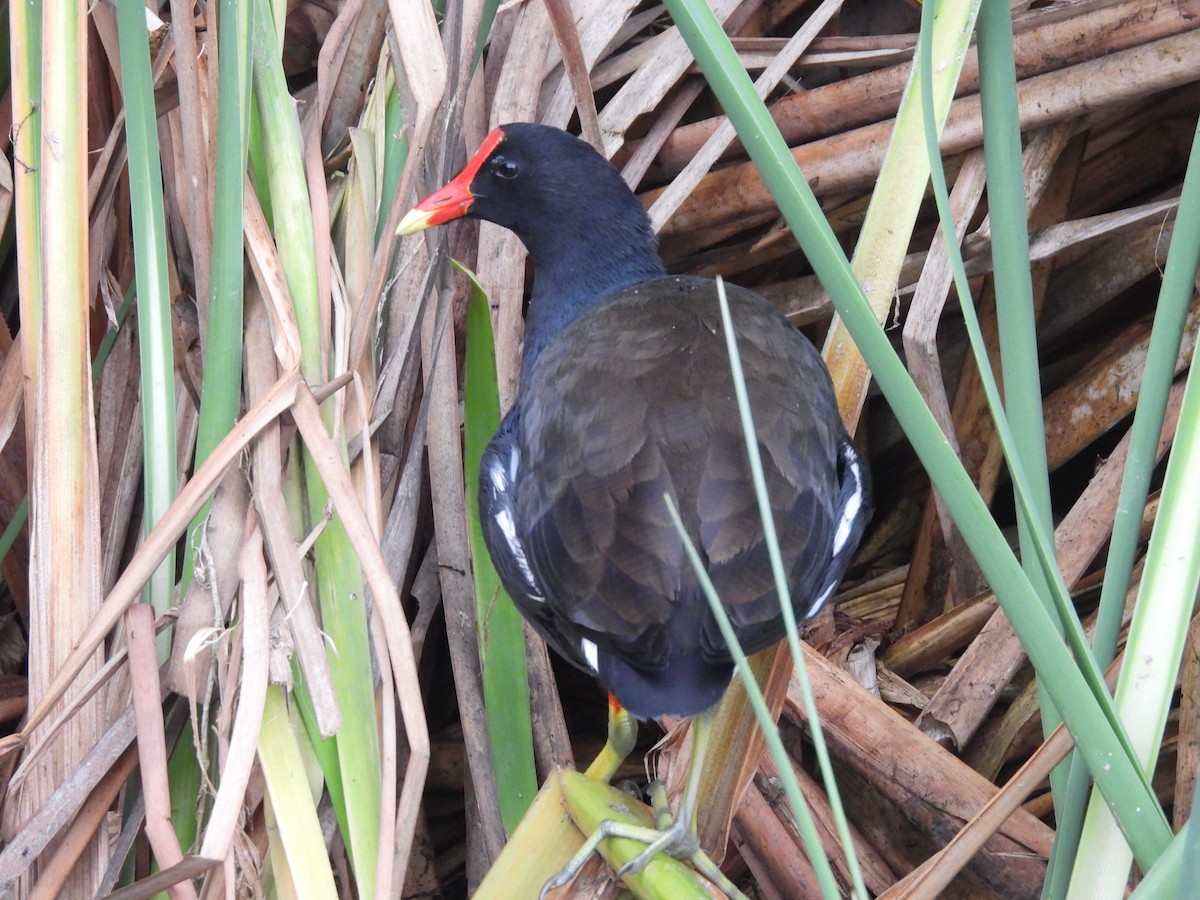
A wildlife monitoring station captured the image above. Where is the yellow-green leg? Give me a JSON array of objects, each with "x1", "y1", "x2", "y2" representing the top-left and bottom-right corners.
[
  {"x1": 542, "y1": 705, "x2": 749, "y2": 900},
  {"x1": 584, "y1": 693, "x2": 638, "y2": 782}
]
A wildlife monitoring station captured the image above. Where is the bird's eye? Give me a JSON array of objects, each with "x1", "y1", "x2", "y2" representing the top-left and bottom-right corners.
[{"x1": 492, "y1": 156, "x2": 520, "y2": 179}]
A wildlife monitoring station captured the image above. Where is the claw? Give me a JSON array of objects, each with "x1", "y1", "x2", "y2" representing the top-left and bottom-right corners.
[
  {"x1": 544, "y1": 709, "x2": 751, "y2": 899},
  {"x1": 614, "y1": 811, "x2": 701, "y2": 878}
]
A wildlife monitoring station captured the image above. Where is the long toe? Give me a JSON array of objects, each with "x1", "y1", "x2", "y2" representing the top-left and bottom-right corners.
[{"x1": 615, "y1": 817, "x2": 700, "y2": 878}]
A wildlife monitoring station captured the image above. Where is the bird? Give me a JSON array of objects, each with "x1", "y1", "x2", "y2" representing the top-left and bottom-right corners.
[{"x1": 399, "y1": 123, "x2": 870, "y2": 896}]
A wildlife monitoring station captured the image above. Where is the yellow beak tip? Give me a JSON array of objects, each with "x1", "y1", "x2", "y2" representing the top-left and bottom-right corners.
[{"x1": 397, "y1": 208, "x2": 432, "y2": 237}]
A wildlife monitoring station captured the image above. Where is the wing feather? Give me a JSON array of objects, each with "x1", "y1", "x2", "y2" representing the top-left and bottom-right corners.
[{"x1": 489, "y1": 276, "x2": 868, "y2": 674}]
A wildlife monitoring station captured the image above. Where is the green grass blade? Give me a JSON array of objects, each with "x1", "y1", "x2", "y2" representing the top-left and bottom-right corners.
[
  {"x1": 915, "y1": 0, "x2": 1167, "y2": 868},
  {"x1": 1069, "y1": 279, "x2": 1200, "y2": 896},
  {"x1": 662, "y1": 0, "x2": 1172, "y2": 866},
  {"x1": 179, "y1": 0, "x2": 253, "y2": 597},
  {"x1": 460, "y1": 261, "x2": 537, "y2": 833},
  {"x1": 1050, "y1": 44, "x2": 1200, "y2": 900},
  {"x1": 945, "y1": 0, "x2": 1076, "y2": 854},
  {"x1": 0, "y1": 499, "x2": 27, "y2": 571},
  {"x1": 251, "y1": 0, "x2": 381, "y2": 892},
  {"x1": 1089, "y1": 24, "x2": 1200, "y2": 689},
  {"x1": 373, "y1": 83, "x2": 408, "y2": 246},
  {"x1": 290, "y1": 657, "x2": 351, "y2": 846},
  {"x1": 1125, "y1": 822, "x2": 1187, "y2": 899},
  {"x1": 163, "y1": 0, "x2": 254, "y2": 870},
  {"x1": 165, "y1": 718, "x2": 204, "y2": 857},
  {"x1": 976, "y1": 0, "x2": 1054, "y2": 572},
  {"x1": 248, "y1": 99, "x2": 271, "y2": 224},
  {"x1": 473, "y1": 0, "x2": 502, "y2": 67},
  {"x1": 115, "y1": 0, "x2": 177, "y2": 658},
  {"x1": 665, "y1": 495, "x2": 841, "y2": 900},
  {"x1": 1063, "y1": 111, "x2": 1200, "y2": 897},
  {"x1": 712, "y1": 279, "x2": 867, "y2": 898},
  {"x1": 258, "y1": 686, "x2": 339, "y2": 899}
]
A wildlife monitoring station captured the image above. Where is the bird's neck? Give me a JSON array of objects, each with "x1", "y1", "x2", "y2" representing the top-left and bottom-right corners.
[{"x1": 518, "y1": 213, "x2": 666, "y2": 389}]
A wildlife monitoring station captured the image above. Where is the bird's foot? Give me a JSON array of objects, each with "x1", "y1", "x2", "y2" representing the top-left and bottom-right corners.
[
  {"x1": 539, "y1": 783, "x2": 748, "y2": 900},
  {"x1": 613, "y1": 802, "x2": 700, "y2": 877},
  {"x1": 617, "y1": 781, "x2": 743, "y2": 897}
]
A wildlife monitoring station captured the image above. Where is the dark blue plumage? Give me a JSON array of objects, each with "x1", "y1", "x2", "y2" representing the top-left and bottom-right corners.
[{"x1": 406, "y1": 124, "x2": 870, "y2": 720}]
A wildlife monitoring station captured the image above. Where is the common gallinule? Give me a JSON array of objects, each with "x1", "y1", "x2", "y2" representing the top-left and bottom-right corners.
[{"x1": 399, "y1": 123, "x2": 870, "y2": 894}]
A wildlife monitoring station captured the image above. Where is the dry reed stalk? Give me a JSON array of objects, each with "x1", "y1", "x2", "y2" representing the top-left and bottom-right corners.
[
  {"x1": 733, "y1": 779, "x2": 825, "y2": 896},
  {"x1": 243, "y1": 287, "x2": 340, "y2": 734},
  {"x1": 754, "y1": 752, "x2": 898, "y2": 895},
  {"x1": 902, "y1": 147, "x2": 991, "y2": 601},
  {"x1": 653, "y1": 30, "x2": 1200, "y2": 239},
  {"x1": 918, "y1": 326, "x2": 1194, "y2": 748},
  {"x1": 1177, "y1": 613, "x2": 1200, "y2": 829},
  {"x1": 645, "y1": 0, "x2": 1200, "y2": 179},
  {"x1": 904, "y1": 129, "x2": 1085, "y2": 718},
  {"x1": 13, "y1": 0, "x2": 106, "y2": 894},
  {"x1": 125, "y1": 604, "x2": 196, "y2": 900},
  {"x1": 788, "y1": 647, "x2": 1052, "y2": 897},
  {"x1": 25, "y1": 742, "x2": 140, "y2": 900},
  {"x1": 0, "y1": 698, "x2": 144, "y2": 889}
]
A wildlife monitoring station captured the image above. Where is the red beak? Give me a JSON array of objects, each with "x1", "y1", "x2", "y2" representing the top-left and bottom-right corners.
[{"x1": 397, "y1": 127, "x2": 506, "y2": 235}]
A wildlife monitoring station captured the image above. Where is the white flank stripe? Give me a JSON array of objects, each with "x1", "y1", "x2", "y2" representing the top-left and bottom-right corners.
[
  {"x1": 494, "y1": 508, "x2": 543, "y2": 601},
  {"x1": 580, "y1": 638, "x2": 600, "y2": 672},
  {"x1": 495, "y1": 507, "x2": 519, "y2": 548},
  {"x1": 832, "y1": 454, "x2": 864, "y2": 552},
  {"x1": 490, "y1": 466, "x2": 507, "y2": 493}
]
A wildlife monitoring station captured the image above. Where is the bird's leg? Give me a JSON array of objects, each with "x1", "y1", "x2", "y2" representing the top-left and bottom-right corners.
[
  {"x1": 540, "y1": 697, "x2": 638, "y2": 898},
  {"x1": 541, "y1": 707, "x2": 749, "y2": 900},
  {"x1": 621, "y1": 710, "x2": 748, "y2": 898},
  {"x1": 584, "y1": 693, "x2": 638, "y2": 782},
  {"x1": 613, "y1": 709, "x2": 729, "y2": 887}
]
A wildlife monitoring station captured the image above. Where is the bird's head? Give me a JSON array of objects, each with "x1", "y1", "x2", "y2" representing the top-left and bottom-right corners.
[{"x1": 398, "y1": 124, "x2": 645, "y2": 246}]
